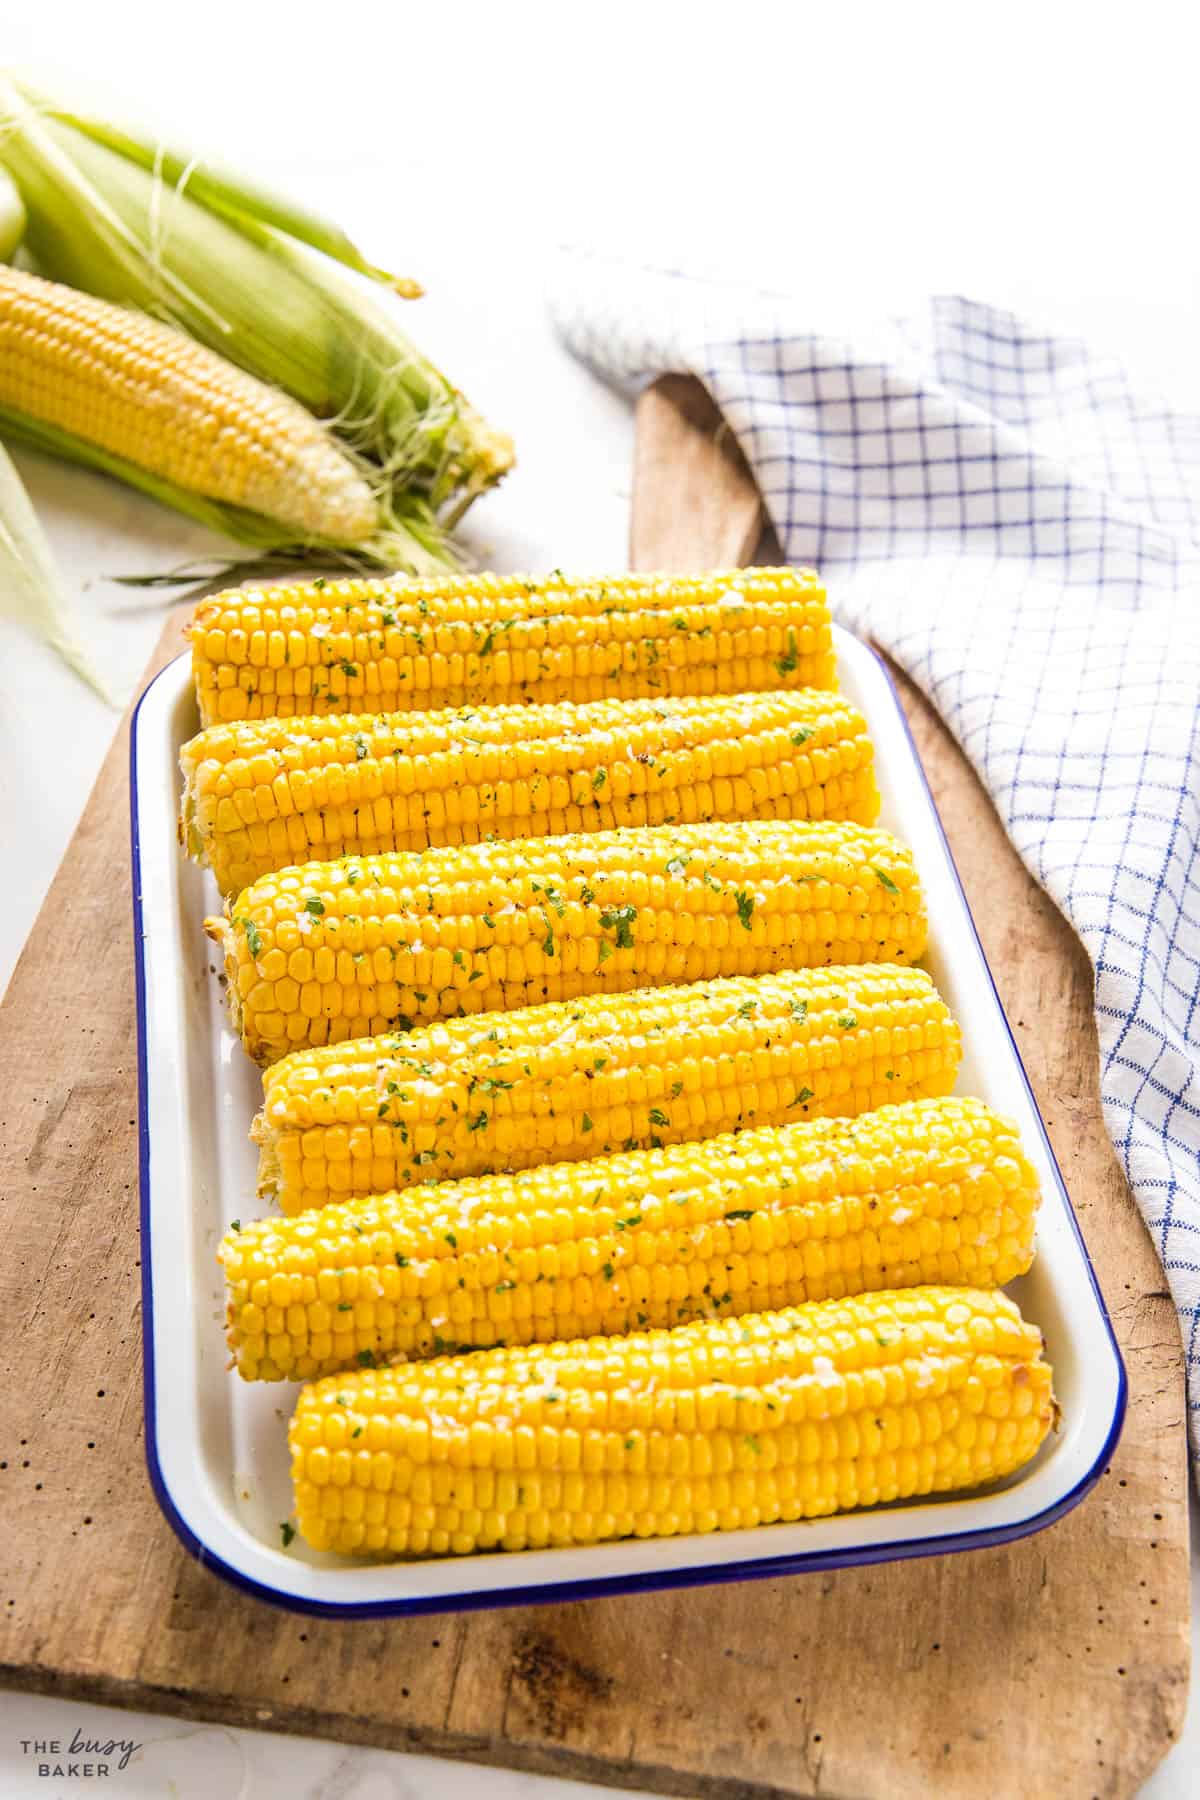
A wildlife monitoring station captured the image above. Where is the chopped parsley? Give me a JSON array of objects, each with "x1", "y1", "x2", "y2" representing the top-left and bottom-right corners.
[
  {"x1": 280, "y1": 1521, "x2": 296, "y2": 1548},
  {"x1": 873, "y1": 867, "x2": 900, "y2": 894},
  {"x1": 734, "y1": 890, "x2": 755, "y2": 930},
  {"x1": 775, "y1": 629, "x2": 799, "y2": 676},
  {"x1": 600, "y1": 903, "x2": 637, "y2": 948}
]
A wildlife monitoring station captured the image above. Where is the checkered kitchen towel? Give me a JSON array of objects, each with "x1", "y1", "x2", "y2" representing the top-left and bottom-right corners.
[{"x1": 551, "y1": 259, "x2": 1200, "y2": 1473}]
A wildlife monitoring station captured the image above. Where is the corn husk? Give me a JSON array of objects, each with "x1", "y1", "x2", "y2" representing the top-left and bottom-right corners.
[
  {"x1": 0, "y1": 165, "x2": 23, "y2": 260},
  {"x1": 0, "y1": 440, "x2": 110, "y2": 699},
  {"x1": 0, "y1": 75, "x2": 513, "y2": 519}
]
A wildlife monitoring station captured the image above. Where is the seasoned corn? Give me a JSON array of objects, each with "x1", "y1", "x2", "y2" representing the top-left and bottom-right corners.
[
  {"x1": 223, "y1": 1096, "x2": 1039, "y2": 1380},
  {"x1": 182, "y1": 687, "x2": 878, "y2": 896},
  {"x1": 207, "y1": 819, "x2": 926, "y2": 1064},
  {"x1": 254, "y1": 964, "x2": 961, "y2": 1215},
  {"x1": 286, "y1": 1285, "x2": 1055, "y2": 1556},
  {"x1": 188, "y1": 566, "x2": 835, "y2": 725}
]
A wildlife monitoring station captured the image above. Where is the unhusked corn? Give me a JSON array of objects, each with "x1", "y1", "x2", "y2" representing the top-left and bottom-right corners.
[
  {"x1": 286, "y1": 1285, "x2": 1055, "y2": 1557},
  {"x1": 0, "y1": 265, "x2": 377, "y2": 544},
  {"x1": 223, "y1": 1096, "x2": 1040, "y2": 1380},
  {"x1": 206, "y1": 819, "x2": 927, "y2": 1064},
  {"x1": 188, "y1": 566, "x2": 835, "y2": 725},
  {"x1": 254, "y1": 964, "x2": 961, "y2": 1215},
  {"x1": 181, "y1": 687, "x2": 878, "y2": 895}
]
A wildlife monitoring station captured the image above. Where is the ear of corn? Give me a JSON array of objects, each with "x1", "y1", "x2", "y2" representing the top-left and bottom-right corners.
[
  {"x1": 206, "y1": 819, "x2": 926, "y2": 1064},
  {"x1": 0, "y1": 76, "x2": 512, "y2": 514},
  {"x1": 222, "y1": 1096, "x2": 1037, "y2": 1381},
  {"x1": 187, "y1": 566, "x2": 835, "y2": 726},
  {"x1": 254, "y1": 965, "x2": 961, "y2": 1215},
  {"x1": 0, "y1": 265, "x2": 383, "y2": 551},
  {"x1": 286, "y1": 1285, "x2": 1054, "y2": 1556},
  {"x1": 181, "y1": 687, "x2": 878, "y2": 896}
]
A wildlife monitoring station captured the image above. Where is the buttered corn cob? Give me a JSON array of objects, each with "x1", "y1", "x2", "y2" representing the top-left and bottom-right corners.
[
  {"x1": 223, "y1": 1097, "x2": 1039, "y2": 1381},
  {"x1": 0, "y1": 265, "x2": 378, "y2": 546},
  {"x1": 188, "y1": 567, "x2": 835, "y2": 726},
  {"x1": 286, "y1": 1285, "x2": 1055, "y2": 1556},
  {"x1": 208, "y1": 819, "x2": 926, "y2": 1064},
  {"x1": 182, "y1": 687, "x2": 878, "y2": 896},
  {"x1": 255, "y1": 965, "x2": 961, "y2": 1215}
]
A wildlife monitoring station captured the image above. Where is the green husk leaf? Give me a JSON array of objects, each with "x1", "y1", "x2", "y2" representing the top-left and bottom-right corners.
[
  {"x1": 0, "y1": 438, "x2": 111, "y2": 699},
  {"x1": 0, "y1": 163, "x2": 24, "y2": 260},
  {"x1": 28, "y1": 96, "x2": 423, "y2": 296},
  {"x1": 0, "y1": 406, "x2": 460, "y2": 577}
]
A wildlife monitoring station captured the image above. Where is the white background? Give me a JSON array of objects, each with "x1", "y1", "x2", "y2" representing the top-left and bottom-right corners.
[{"x1": 0, "y1": 3, "x2": 1196, "y2": 1795}]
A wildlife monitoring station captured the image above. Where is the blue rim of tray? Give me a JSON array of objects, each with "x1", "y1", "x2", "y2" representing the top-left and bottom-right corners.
[{"x1": 130, "y1": 643, "x2": 1127, "y2": 1619}]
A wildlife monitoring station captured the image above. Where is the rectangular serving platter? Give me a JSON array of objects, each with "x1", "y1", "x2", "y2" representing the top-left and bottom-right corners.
[{"x1": 131, "y1": 625, "x2": 1126, "y2": 1618}]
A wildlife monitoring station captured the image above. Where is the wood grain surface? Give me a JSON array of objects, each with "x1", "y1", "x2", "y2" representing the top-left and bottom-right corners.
[{"x1": 0, "y1": 375, "x2": 1189, "y2": 1799}]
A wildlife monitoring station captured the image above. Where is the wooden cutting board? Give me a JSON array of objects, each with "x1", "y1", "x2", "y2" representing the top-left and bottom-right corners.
[{"x1": 0, "y1": 374, "x2": 1189, "y2": 1799}]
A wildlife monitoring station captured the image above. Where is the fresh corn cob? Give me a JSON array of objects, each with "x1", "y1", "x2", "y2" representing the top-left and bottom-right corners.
[
  {"x1": 0, "y1": 74, "x2": 512, "y2": 515},
  {"x1": 207, "y1": 819, "x2": 926, "y2": 1064},
  {"x1": 286, "y1": 1285, "x2": 1055, "y2": 1556},
  {"x1": 0, "y1": 266, "x2": 379, "y2": 547},
  {"x1": 223, "y1": 1096, "x2": 1038, "y2": 1380},
  {"x1": 187, "y1": 566, "x2": 835, "y2": 726},
  {"x1": 254, "y1": 965, "x2": 961, "y2": 1216},
  {"x1": 182, "y1": 687, "x2": 879, "y2": 896}
]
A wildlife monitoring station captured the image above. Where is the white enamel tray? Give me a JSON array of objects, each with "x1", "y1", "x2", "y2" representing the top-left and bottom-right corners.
[{"x1": 131, "y1": 628, "x2": 1125, "y2": 1618}]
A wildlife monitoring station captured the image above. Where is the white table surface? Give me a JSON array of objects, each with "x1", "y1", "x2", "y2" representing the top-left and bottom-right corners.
[{"x1": 1, "y1": 5, "x2": 1194, "y2": 1794}]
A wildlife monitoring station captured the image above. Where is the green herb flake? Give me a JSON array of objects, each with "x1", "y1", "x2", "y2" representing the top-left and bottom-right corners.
[
  {"x1": 600, "y1": 903, "x2": 637, "y2": 948},
  {"x1": 790, "y1": 726, "x2": 814, "y2": 746},
  {"x1": 280, "y1": 1521, "x2": 296, "y2": 1547},
  {"x1": 873, "y1": 867, "x2": 900, "y2": 894},
  {"x1": 724, "y1": 1208, "x2": 756, "y2": 1221},
  {"x1": 304, "y1": 896, "x2": 326, "y2": 917},
  {"x1": 734, "y1": 890, "x2": 755, "y2": 930}
]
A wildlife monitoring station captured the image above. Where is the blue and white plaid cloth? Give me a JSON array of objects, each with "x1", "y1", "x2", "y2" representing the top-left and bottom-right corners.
[{"x1": 552, "y1": 260, "x2": 1200, "y2": 1475}]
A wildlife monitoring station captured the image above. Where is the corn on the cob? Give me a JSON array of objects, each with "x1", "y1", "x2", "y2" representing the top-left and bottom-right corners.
[
  {"x1": 0, "y1": 266, "x2": 377, "y2": 546},
  {"x1": 224, "y1": 1096, "x2": 1038, "y2": 1381},
  {"x1": 182, "y1": 687, "x2": 878, "y2": 896},
  {"x1": 207, "y1": 819, "x2": 926, "y2": 1064},
  {"x1": 286, "y1": 1285, "x2": 1055, "y2": 1556},
  {"x1": 254, "y1": 965, "x2": 961, "y2": 1216},
  {"x1": 187, "y1": 567, "x2": 835, "y2": 726}
]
